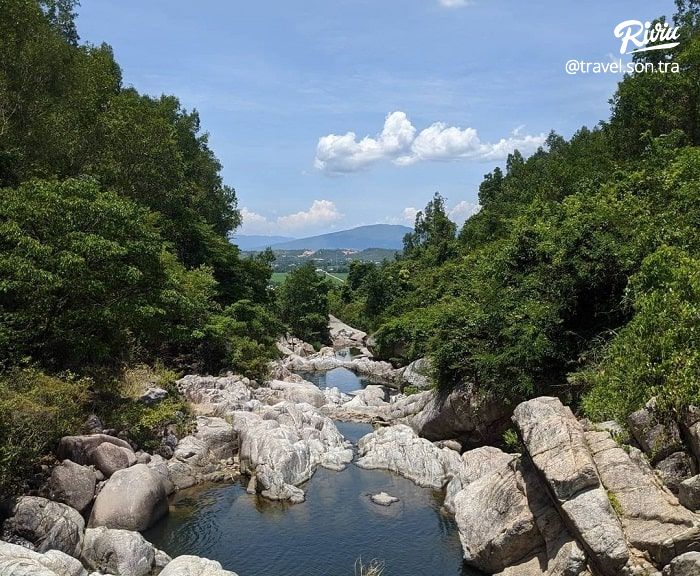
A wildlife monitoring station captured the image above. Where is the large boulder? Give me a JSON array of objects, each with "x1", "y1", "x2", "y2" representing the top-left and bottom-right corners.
[
  {"x1": 586, "y1": 430, "x2": 700, "y2": 567},
  {"x1": 262, "y1": 379, "x2": 326, "y2": 408},
  {"x1": 81, "y1": 527, "x2": 156, "y2": 576},
  {"x1": 628, "y1": 400, "x2": 684, "y2": 464},
  {"x1": 89, "y1": 441, "x2": 137, "y2": 478},
  {"x1": 328, "y1": 314, "x2": 367, "y2": 347},
  {"x1": 682, "y1": 407, "x2": 700, "y2": 467},
  {"x1": 159, "y1": 556, "x2": 238, "y2": 576},
  {"x1": 57, "y1": 434, "x2": 132, "y2": 466},
  {"x1": 513, "y1": 397, "x2": 629, "y2": 576},
  {"x1": 89, "y1": 464, "x2": 168, "y2": 531},
  {"x1": 411, "y1": 384, "x2": 510, "y2": 443},
  {"x1": 452, "y1": 448, "x2": 587, "y2": 575},
  {"x1": 655, "y1": 452, "x2": 696, "y2": 495},
  {"x1": 167, "y1": 416, "x2": 237, "y2": 489},
  {"x1": 399, "y1": 357, "x2": 432, "y2": 390},
  {"x1": 234, "y1": 403, "x2": 352, "y2": 503},
  {"x1": 2, "y1": 497, "x2": 84, "y2": 557},
  {"x1": 0, "y1": 541, "x2": 87, "y2": 576},
  {"x1": 662, "y1": 551, "x2": 700, "y2": 576},
  {"x1": 176, "y1": 375, "x2": 253, "y2": 415},
  {"x1": 356, "y1": 424, "x2": 460, "y2": 489},
  {"x1": 679, "y1": 475, "x2": 700, "y2": 511},
  {"x1": 48, "y1": 460, "x2": 96, "y2": 514}
]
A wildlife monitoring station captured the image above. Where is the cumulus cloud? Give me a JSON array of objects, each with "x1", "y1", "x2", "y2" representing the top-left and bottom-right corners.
[
  {"x1": 315, "y1": 112, "x2": 545, "y2": 174},
  {"x1": 449, "y1": 201, "x2": 481, "y2": 225},
  {"x1": 402, "y1": 207, "x2": 419, "y2": 223},
  {"x1": 240, "y1": 200, "x2": 343, "y2": 235}
]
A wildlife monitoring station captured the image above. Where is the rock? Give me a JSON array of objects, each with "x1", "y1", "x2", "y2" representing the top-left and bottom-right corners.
[
  {"x1": 57, "y1": 434, "x2": 132, "y2": 466},
  {"x1": 655, "y1": 452, "x2": 695, "y2": 494},
  {"x1": 176, "y1": 375, "x2": 252, "y2": 415},
  {"x1": 81, "y1": 527, "x2": 155, "y2": 576},
  {"x1": 356, "y1": 424, "x2": 460, "y2": 489},
  {"x1": 662, "y1": 551, "x2": 700, "y2": 576},
  {"x1": 276, "y1": 335, "x2": 316, "y2": 358},
  {"x1": 513, "y1": 397, "x2": 629, "y2": 576},
  {"x1": 167, "y1": 416, "x2": 236, "y2": 489},
  {"x1": 139, "y1": 387, "x2": 168, "y2": 405},
  {"x1": 89, "y1": 442, "x2": 137, "y2": 478},
  {"x1": 328, "y1": 314, "x2": 367, "y2": 347},
  {"x1": 585, "y1": 429, "x2": 700, "y2": 567},
  {"x1": 2, "y1": 497, "x2": 84, "y2": 557},
  {"x1": 136, "y1": 451, "x2": 152, "y2": 465},
  {"x1": 49, "y1": 460, "x2": 97, "y2": 514},
  {"x1": 159, "y1": 556, "x2": 239, "y2": 576},
  {"x1": 679, "y1": 475, "x2": 700, "y2": 511},
  {"x1": 682, "y1": 407, "x2": 700, "y2": 467},
  {"x1": 345, "y1": 385, "x2": 389, "y2": 408},
  {"x1": 399, "y1": 357, "x2": 432, "y2": 390},
  {"x1": 263, "y1": 379, "x2": 326, "y2": 408},
  {"x1": 234, "y1": 402, "x2": 352, "y2": 503},
  {"x1": 0, "y1": 541, "x2": 87, "y2": 576},
  {"x1": 83, "y1": 415, "x2": 103, "y2": 435},
  {"x1": 628, "y1": 400, "x2": 684, "y2": 464},
  {"x1": 370, "y1": 492, "x2": 399, "y2": 506},
  {"x1": 89, "y1": 464, "x2": 168, "y2": 531},
  {"x1": 411, "y1": 384, "x2": 510, "y2": 444}
]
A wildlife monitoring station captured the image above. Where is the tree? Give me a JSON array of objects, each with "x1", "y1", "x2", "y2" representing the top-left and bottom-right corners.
[
  {"x1": 402, "y1": 193, "x2": 457, "y2": 264},
  {"x1": 277, "y1": 263, "x2": 331, "y2": 345}
]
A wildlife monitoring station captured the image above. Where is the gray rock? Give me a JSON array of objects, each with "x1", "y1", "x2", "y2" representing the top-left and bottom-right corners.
[
  {"x1": 514, "y1": 397, "x2": 629, "y2": 576},
  {"x1": 49, "y1": 460, "x2": 96, "y2": 514},
  {"x1": 89, "y1": 442, "x2": 137, "y2": 478},
  {"x1": 167, "y1": 416, "x2": 236, "y2": 489},
  {"x1": 83, "y1": 415, "x2": 103, "y2": 435},
  {"x1": 328, "y1": 315, "x2": 367, "y2": 347},
  {"x1": 356, "y1": 424, "x2": 461, "y2": 489},
  {"x1": 399, "y1": 357, "x2": 432, "y2": 390},
  {"x1": 662, "y1": 551, "x2": 700, "y2": 576},
  {"x1": 679, "y1": 475, "x2": 700, "y2": 511},
  {"x1": 682, "y1": 407, "x2": 700, "y2": 467},
  {"x1": 89, "y1": 464, "x2": 168, "y2": 531},
  {"x1": 262, "y1": 379, "x2": 326, "y2": 408},
  {"x1": 628, "y1": 400, "x2": 684, "y2": 464},
  {"x1": 57, "y1": 434, "x2": 132, "y2": 466},
  {"x1": 370, "y1": 492, "x2": 399, "y2": 506},
  {"x1": 585, "y1": 430, "x2": 700, "y2": 567},
  {"x1": 159, "y1": 556, "x2": 238, "y2": 576},
  {"x1": 411, "y1": 383, "x2": 510, "y2": 443},
  {"x1": 345, "y1": 385, "x2": 389, "y2": 408},
  {"x1": 3, "y1": 497, "x2": 84, "y2": 557},
  {"x1": 81, "y1": 527, "x2": 155, "y2": 576},
  {"x1": 0, "y1": 541, "x2": 87, "y2": 576},
  {"x1": 139, "y1": 387, "x2": 168, "y2": 405},
  {"x1": 655, "y1": 452, "x2": 696, "y2": 494}
]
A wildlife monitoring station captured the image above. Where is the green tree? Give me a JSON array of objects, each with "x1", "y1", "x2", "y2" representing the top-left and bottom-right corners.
[{"x1": 277, "y1": 263, "x2": 330, "y2": 345}]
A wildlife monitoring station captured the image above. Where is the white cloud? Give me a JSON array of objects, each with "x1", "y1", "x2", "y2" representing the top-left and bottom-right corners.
[
  {"x1": 240, "y1": 200, "x2": 343, "y2": 235},
  {"x1": 449, "y1": 201, "x2": 481, "y2": 225},
  {"x1": 402, "y1": 207, "x2": 419, "y2": 223},
  {"x1": 439, "y1": 0, "x2": 472, "y2": 7},
  {"x1": 315, "y1": 111, "x2": 545, "y2": 174}
]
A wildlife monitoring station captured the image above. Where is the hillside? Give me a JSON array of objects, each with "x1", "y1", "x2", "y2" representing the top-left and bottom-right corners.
[
  {"x1": 232, "y1": 234, "x2": 296, "y2": 250},
  {"x1": 265, "y1": 224, "x2": 412, "y2": 250}
]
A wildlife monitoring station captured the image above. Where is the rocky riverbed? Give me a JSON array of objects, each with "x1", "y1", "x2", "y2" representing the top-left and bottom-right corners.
[{"x1": 2, "y1": 318, "x2": 700, "y2": 576}]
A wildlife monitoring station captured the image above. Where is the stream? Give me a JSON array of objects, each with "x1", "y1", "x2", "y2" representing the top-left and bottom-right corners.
[{"x1": 144, "y1": 358, "x2": 474, "y2": 576}]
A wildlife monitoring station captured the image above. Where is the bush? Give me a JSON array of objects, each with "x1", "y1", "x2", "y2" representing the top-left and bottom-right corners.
[{"x1": 0, "y1": 368, "x2": 90, "y2": 497}]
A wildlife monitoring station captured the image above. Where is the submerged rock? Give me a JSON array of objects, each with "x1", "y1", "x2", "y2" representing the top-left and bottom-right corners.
[{"x1": 356, "y1": 424, "x2": 460, "y2": 489}]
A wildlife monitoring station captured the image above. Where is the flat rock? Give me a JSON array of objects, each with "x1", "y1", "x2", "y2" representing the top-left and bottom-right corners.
[
  {"x1": 89, "y1": 464, "x2": 168, "y2": 531},
  {"x1": 370, "y1": 492, "x2": 399, "y2": 506},
  {"x1": 3, "y1": 497, "x2": 84, "y2": 557},
  {"x1": 49, "y1": 460, "x2": 96, "y2": 514},
  {"x1": 356, "y1": 424, "x2": 460, "y2": 489}
]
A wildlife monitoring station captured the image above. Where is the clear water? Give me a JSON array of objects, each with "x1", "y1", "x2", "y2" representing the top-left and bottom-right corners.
[
  {"x1": 297, "y1": 367, "x2": 376, "y2": 394},
  {"x1": 144, "y1": 363, "x2": 476, "y2": 576}
]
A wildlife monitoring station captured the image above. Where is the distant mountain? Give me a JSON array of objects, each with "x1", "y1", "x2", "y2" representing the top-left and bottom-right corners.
[
  {"x1": 266, "y1": 224, "x2": 412, "y2": 250},
  {"x1": 232, "y1": 235, "x2": 296, "y2": 251}
]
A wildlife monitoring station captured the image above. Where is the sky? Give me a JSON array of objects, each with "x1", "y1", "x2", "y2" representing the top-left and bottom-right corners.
[{"x1": 76, "y1": 0, "x2": 677, "y2": 238}]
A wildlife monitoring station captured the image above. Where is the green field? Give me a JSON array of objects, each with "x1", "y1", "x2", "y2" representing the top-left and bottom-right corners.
[{"x1": 271, "y1": 271, "x2": 347, "y2": 285}]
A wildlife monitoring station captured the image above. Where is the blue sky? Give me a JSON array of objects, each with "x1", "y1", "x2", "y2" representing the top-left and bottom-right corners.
[{"x1": 77, "y1": 0, "x2": 676, "y2": 237}]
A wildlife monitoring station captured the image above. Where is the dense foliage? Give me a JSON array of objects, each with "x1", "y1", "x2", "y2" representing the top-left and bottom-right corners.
[
  {"x1": 0, "y1": 0, "x2": 282, "y2": 495},
  {"x1": 336, "y1": 1, "x2": 700, "y2": 423}
]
